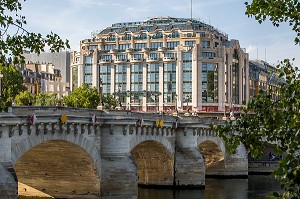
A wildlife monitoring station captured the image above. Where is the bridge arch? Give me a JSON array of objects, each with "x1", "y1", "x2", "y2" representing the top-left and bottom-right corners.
[
  {"x1": 129, "y1": 135, "x2": 174, "y2": 155},
  {"x1": 12, "y1": 133, "x2": 101, "y2": 198},
  {"x1": 11, "y1": 133, "x2": 101, "y2": 173}
]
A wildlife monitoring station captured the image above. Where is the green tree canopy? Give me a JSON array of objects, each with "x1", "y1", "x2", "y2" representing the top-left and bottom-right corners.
[
  {"x1": 245, "y1": 0, "x2": 300, "y2": 43},
  {"x1": 214, "y1": 62, "x2": 299, "y2": 198},
  {"x1": 63, "y1": 83, "x2": 100, "y2": 109},
  {"x1": 0, "y1": 64, "x2": 26, "y2": 111},
  {"x1": 14, "y1": 90, "x2": 34, "y2": 106}
]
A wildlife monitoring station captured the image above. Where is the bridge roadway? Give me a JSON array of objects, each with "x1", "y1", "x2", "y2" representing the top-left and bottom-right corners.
[{"x1": 0, "y1": 106, "x2": 248, "y2": 199}]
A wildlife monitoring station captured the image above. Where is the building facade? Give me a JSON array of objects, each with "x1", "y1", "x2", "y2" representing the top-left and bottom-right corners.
[
  {"x1": 23, "y1": 51, "x2": 71, "y2": 84},
  {"x1": 19, "y1": 63, "x2": 69, "y2": 98},
  {"x1": 76, "y1": 17, "x2": 249, "y2": 113},
  {"x1": 249, "y1": 60, "x2": 280, "y2": 101}
]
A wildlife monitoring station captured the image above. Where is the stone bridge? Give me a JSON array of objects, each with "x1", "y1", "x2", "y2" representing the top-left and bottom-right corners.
[{"x1": 0, "y1": 107, "x2": 247, "y2": 199}]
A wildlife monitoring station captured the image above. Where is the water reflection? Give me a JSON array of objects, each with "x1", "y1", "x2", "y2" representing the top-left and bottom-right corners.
[{"x1": 138, "y1": 175, "x2": 280, "y2": 199}]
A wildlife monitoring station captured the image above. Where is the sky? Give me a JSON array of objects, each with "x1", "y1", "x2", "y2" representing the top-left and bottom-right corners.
[{"x1": 20, "y1": 0, "x2": 299, "y2": 66}]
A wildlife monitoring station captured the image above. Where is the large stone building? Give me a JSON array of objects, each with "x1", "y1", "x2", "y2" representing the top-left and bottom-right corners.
[{"x1": 73, "y1": 17, "x2": 249, "y2": 113}]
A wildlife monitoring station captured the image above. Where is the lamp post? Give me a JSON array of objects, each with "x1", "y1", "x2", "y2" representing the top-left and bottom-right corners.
[
  {"x1": 0, "y1": 72, "x2": 3, "y2": 97},
  {"x1": 186, "y1": 95, "x2": 190, "y2": 112}
]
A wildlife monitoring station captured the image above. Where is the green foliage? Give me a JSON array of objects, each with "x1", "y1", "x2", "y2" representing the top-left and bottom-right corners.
[
  {"x1": 103, "y1": 94, "x2": 119, "y2": 109},
  {"x1": 63, "y1": 83, "x2": 100, "y2": 109},
  {"x1": 213, "y1": 59, "x2": 300, "y2": 198},
  {"x1": 245, "y1": 0, "x2": 300, "y2": 43},
  {"x1": 0, "y1": 64, "x2": 26, "y2": 111},
  {"x1": 14, "y1": 91, "x2": 59, "y2": 106},
  {"x1": 0, "y1": 0, "x2": 69, "y2": 64},
  {"x1": 35, "y1": 93, "x2": 58, "y2": 106},
  {"x1": 14, "y1": 90, "x2": 34, "y2": 106}
]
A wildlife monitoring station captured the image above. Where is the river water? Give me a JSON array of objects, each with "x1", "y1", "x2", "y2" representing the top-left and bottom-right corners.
[{"x1": 138, "y1": 175, "x2": 281, "y2": 199}]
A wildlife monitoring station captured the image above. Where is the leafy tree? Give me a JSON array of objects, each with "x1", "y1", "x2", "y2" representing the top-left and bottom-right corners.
[
  {"x1": 14, "y1": 90, "x2": 34, "y2": 106},
  {"x1": 0, "y1": 0, "x2": 69, "y2": 64},
  {"x1": 0, "y1": 0, "x2": 69, "y2": 111},
  {"x1": 35, "y1": 93, "x2": 58, "y2": 106},
  {"x1": 0, "y1": 64, "x2": 26, "y2": 111},
  {"x1": 214, "y1": 60, "x2": 300, "y2": 198},
  {"x1": 214, "y1": 1, "x2": 300, "y2": 198},
  {"x1": 103, "y1": 94, "x2": 119, "y2": 109},
  {"x1": 245, "y1": 0, "x2": 300, "y2": 43},
  {"x1": 63, "y1": 83, "x2": 100, "y2": 109}
]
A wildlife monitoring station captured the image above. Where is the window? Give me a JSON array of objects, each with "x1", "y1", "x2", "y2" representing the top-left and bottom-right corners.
[
  {"x1": 171, "y1": 31, "x2": 180, "y2": 38},
  {"x1": 147, "y1": 64, "x2": 159, "y2": 103},
  {"x1": 133, "y1": 54, "x2": 143, "y2": 59},
  {"x1": 182, "y1": 52, "x2": 192, "y2": 101},
  {"x1": 123, "y1": 34, "x2": 131, "y2": 40},
  {"x1": 202, "y1": 41, "x2": 210, "y2": 48},
  {"x1": 85, "y1": 56, "x2": 92, "y2": 64},
  {"x1": 119, "y1": 44, "x2": 131, "y2": 51},
  {"x1": 135, "y1": 33, "x2": 147, "y2": 40},
  {"x1": 115, "y1": 65, "x2": 127, "y2": 103},
  {"x1": 108, "y1": 35, "x2": 115, "y2": 41},
  {"x1": 163, "y1": 63, "x2": 176, "y2": 103},
  {"x1": 88, "y1": 45, "x2": 98, "y2": 50},
  {"x1": 100, "y1": 65, "x2": 112, "y2": 95},
  {"x1": 104, "y1": 44, "x2": 116, "y2": 51},
  {"x1": 134, "y1": 43, "x2": 147, "y2": 50},
  {"x1": 116, "y1": 54, "x2": 127, "y2": 60},
  {"x1": 151, "y1": 42, "x2": 163, "y2": 50},
  {"x1": 164, "y1": 53, "x2": 176, "y2": 58},
  {"x1": 167, "y1": 42, "x2": 179, "y2": 49},
  {"x1": 149, "y1": 53, "x2": 159, "y2": 58},
  {"x1": 100, "y1": 55, "x2": 111, "y2": 60},
  {"x1": 130, "y1": 64, "x2": 143, "y2": 103},
  {"x1": 185, "y1": 41, "x2": 196, "y2": 46},
  {"x1": 232, "y1": 49, "x2": 239, "y2": 104},
  {"x1": 202, "y1": 52, "x2": 216, "y2": 58},
  {"x1": 202, "y1": 62, "x2": 218, "y2": 103},
  {"x1": 152, "y1": 32, "x2": 163, "y2": 39}
]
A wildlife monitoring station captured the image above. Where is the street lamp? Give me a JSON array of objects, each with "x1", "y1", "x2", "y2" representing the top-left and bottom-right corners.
[
  {"x1": 0, "y1": 72, "x2": 3, "y2": 97},
  {"x1": 186, "y1": 95, "x2": 190, "y2": 112}
]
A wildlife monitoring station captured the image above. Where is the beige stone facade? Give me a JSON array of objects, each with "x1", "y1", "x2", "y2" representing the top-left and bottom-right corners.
[{"x1": 77, "y1": 17, "x2": 249, "y2": 113}]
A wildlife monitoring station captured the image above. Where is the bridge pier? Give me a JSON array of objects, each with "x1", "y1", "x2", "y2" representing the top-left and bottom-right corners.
[
  {"x1": 0, "y1": 162, "x2": 17, "y2": 199},
  {"x1": 101, "y1": 155, "x2": 137, "y2": 199},
  {"x1": 174, "y1": 128, "x2": 205, "y2": 188},
  {"x1": 224, "y1": 144, "x2": 248, "y2": 177}
]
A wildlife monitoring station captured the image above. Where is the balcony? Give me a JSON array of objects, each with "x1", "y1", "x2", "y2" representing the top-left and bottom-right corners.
[
  {"x1": 99, "y1": 59, "x2": 112, "y2": 64},
  {"x1": 114, "y1": 59, "x2": 128, "y2": 64},
  {"x1": 146, "y1": 57, "x2": 159, "y2": 63},
  {"x1": 126, "y1": 48, "x2": 135, "y2": 53},
  {"x1": 130, "y1": 58, "x2": 143, "y2": 63},
  {"x1": 163, "y1": 57, "x2": 177, "y2": 62},
  {"x1": 109, "y1": 49, "x2": 118, "y2": 54},
  {"x1": 157, "y1": 47, "x2": 167, "y2": 52},
  {"x1": 141, "y1": 48, "x2": 150, "y2": 53}
]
